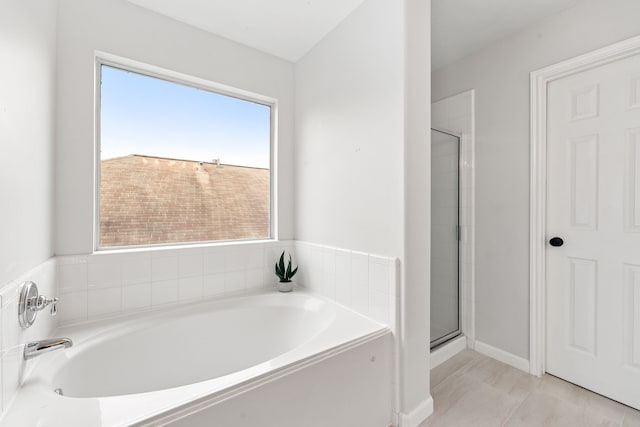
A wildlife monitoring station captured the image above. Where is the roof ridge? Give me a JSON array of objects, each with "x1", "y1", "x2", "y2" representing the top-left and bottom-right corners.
[{"x1": 102, "y1": 154, "x2": 268, "y2": 170}]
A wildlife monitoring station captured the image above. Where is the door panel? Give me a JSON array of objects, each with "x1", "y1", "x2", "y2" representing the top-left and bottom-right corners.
[
  {"x1": 624, "y1": 264, "x2": 640, "y2": 369},
  {"x1": 569, "y1": 135, "x2": 598, "y2": 229},
  {"x1": 625, "y1": 128, "x2": 640, "y2": 232},
  {"x1": 547, "y1": 52, "x2": 640, "y2": 410},
  {"x1": 568, "y1": 257, "x2": 597, "y2": 355}
]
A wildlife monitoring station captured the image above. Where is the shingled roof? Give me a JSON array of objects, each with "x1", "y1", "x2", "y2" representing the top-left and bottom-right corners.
[{"x1": 100, "y1": 155, "x2": 270, "y2": 247}]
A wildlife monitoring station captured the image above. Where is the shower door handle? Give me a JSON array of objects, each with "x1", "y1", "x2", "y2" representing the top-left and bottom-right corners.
[{"x1": 549, "y1": 237, "x2": 564, "y2": 247}]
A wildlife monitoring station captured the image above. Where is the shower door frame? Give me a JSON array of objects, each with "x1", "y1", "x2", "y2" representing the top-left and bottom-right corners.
[{"x1": 430, "y1": 127, "x2": 462, "y2": 350}]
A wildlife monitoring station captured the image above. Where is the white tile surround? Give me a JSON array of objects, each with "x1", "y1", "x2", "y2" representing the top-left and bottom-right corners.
[
  {"x1": 0, "y1": 239, "x2": 397, "y2": 419},
  {"x1": 294, "y1": 241, "x2": 398, "y2": 332},
  {"x1": 432, "y1": 90, "x2": 476, "y2": 348},
  {"x1": 55, "y1": 241, "x2": 295, "y2": 326},
  {"x1": 0, "y1": 259, "x2": 57, "y2": 415}
]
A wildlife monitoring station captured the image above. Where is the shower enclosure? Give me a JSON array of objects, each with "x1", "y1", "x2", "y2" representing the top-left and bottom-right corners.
[{"x1": 430, "y1": 128, "x2": 461, "y2": 349}]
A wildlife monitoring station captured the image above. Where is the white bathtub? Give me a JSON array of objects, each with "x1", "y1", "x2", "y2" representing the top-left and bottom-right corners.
[{"x1": 1, "y1": 290, "x2": 392, "y2": 426}]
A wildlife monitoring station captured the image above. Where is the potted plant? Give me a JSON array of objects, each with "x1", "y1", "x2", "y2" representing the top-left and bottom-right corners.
[{"x1": 274, "y1": 251, "x2": 298, "y2": 292}]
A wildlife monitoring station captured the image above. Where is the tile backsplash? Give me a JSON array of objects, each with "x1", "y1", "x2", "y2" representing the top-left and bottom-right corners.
[
  {"x1": 294, "y1": 241, "x2": 398, "y2": 333},
  {"x1": 56, "y1": 240, "x2": 397, "y2": 330},
  {"x1": 56, "y1": 240, "x2": 294, "y2": 326}
]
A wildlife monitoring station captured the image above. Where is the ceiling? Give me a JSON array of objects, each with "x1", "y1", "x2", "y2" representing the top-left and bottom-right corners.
[
  {"x1": 128, "y1": 0, "x2": 584, "y2": 67},
  {"x1": 431, "y1": 0, "x2": 583, "y2": 70},
  {"x1": 127, "y1": 0, "x2": 366, "y2": 62}
]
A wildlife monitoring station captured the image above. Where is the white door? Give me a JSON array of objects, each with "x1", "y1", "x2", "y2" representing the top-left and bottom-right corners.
[{"x1": 546, "y1": 51, "x2": 640, "y2": 410}]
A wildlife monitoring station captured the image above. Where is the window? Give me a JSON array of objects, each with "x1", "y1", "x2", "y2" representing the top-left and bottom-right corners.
[{"x1": 97, "y1": 61, "x2": 273, "y2": 249}]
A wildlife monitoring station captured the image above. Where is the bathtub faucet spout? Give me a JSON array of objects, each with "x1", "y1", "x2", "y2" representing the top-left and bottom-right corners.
[{"x1": 24, "y1": 337, "x2": 73, "y2": 360}]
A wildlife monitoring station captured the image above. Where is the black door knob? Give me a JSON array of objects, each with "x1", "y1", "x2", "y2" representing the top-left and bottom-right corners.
[{"x1": 549, "y1": 237, "x2": 564, "y2": 247}]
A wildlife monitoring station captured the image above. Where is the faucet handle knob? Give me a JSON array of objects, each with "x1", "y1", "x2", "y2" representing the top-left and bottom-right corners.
[
  {"x1": 34, "y1": 295, "x2": 57, "y2": 315},
  {"x1": 35, "y1": 295, "x2": 47, "y2": 311}
]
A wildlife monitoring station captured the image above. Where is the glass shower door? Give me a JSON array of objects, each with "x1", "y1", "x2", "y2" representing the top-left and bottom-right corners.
[{"x1": 430, "y1": 128, "x2": 460, "y2": 349}]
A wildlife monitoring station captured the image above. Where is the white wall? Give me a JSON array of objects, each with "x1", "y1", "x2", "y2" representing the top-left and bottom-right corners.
[
  {"x1": 295, "y1": 0, "x2": 432, "y2": 422},
  {"x1": 0, "y1": 0, "x2": 57, "y2": 286},
  {"x1": 432, "y1": 0, "x2": 640, "y2": 360},
  {"x1": 402, "y1": 0, "x2": 432, "y2": 421},
  {"x1": 294, "y1": 0, "x2": 404, "y2": 258},
  {"x1": 55, "y1": 0, "x2": 295, "y2": 255}
]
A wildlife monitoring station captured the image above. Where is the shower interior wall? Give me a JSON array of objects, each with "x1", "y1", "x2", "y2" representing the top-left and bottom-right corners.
[{"x1": 432, "y1": 90, "x2": 476, "y2": 351}]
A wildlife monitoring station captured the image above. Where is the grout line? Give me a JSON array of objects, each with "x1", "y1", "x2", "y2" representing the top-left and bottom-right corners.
[{"x1": 499, "y1": 390, "x2": 532, "y2": 427}]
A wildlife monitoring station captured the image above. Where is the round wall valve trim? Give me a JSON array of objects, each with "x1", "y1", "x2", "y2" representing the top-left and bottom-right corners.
[{"x1": 18, "y1": 281, "x2": 58, "y2": 329}]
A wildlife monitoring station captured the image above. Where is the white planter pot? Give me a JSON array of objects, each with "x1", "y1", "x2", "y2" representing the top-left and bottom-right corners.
[{"x1": 278, "y1": 281, "x2": 293, "y2": 292}]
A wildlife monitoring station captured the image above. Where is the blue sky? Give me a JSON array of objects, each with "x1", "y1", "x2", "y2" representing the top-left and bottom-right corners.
[{"x1": 100, "y1": 65, "x2": 271, "y2": 168}]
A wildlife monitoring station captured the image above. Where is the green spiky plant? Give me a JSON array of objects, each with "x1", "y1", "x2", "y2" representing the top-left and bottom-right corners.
[{"x1": 275, "y1": 251, "x2": 298, "y2": 283}]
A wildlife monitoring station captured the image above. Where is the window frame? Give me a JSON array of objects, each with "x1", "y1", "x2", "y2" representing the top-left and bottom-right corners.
[{"x1": 94, "y1": 53, "x2": 277, "y2": 251}]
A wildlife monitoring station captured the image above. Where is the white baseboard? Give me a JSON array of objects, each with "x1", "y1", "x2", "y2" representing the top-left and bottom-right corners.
[
  {"x1": 474, "y1": 340, "x2": 529, "y2": 373},
  {"x1": 398, "y1": 396, "x2": 434, "y2": 427},
  {"x1": 430, "y1": 335, "x2": 467, "y2": 369},
  {"x1": 465, "y1": 335, "x2": 475, "y2": 350}
]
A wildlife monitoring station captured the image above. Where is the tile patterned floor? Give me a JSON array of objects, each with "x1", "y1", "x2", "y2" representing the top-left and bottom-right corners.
[{"x1": 420, "y1": 350, "x2": 640, "y2": 427}]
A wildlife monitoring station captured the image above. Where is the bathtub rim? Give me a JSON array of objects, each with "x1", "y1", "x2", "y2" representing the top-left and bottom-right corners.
[
  {"x1": 29, "y1": 288, "x2": 365, "y2": 389},
  {"x1": 47, "y1": 290, "x2": 340, "y2": 398},
  {"x1": 2, "y1": 289, "x2": 391, "y2": 427}
]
